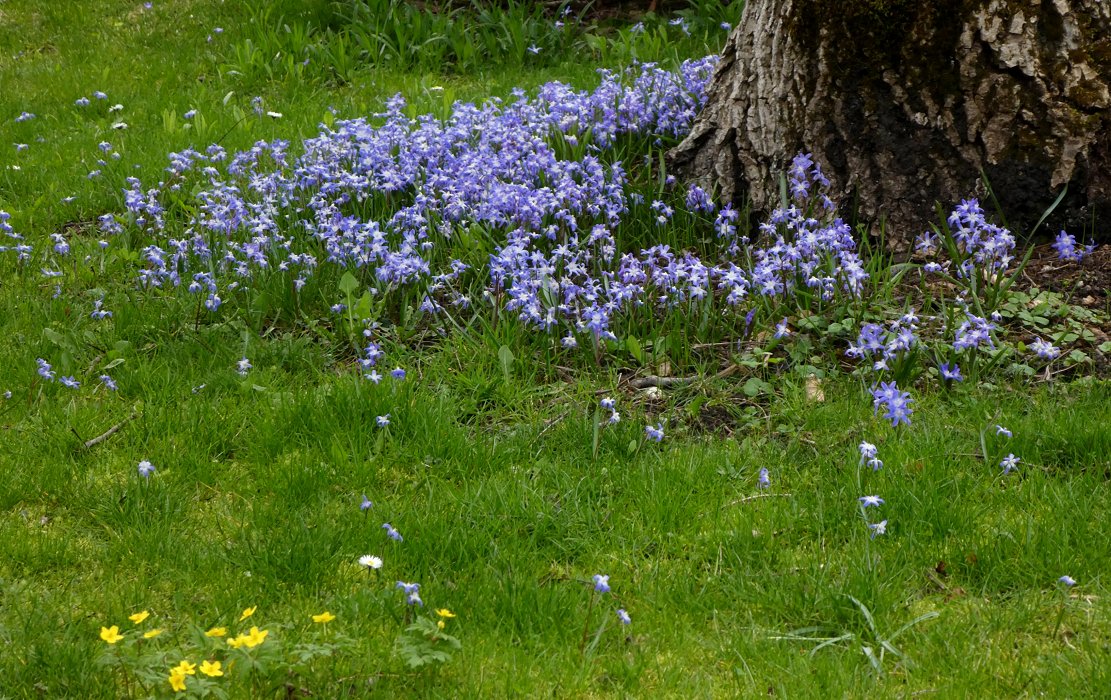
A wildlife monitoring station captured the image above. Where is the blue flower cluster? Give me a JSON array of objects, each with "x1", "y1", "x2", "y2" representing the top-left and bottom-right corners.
[{"x1": 68, "y1": 56, "x2": 878, "y2": 352}]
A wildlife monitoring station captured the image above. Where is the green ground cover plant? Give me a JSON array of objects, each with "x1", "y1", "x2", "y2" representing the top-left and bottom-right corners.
[{"x1": 1, "y1": 0, "x2": 1109, "y2": 697}]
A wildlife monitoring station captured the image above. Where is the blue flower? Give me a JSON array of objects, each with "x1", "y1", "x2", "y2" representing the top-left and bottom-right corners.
[
  {"x1": 645, "y1": 424, "x2": 664, "y2": 442},
  {"x1": 858, "y1": 495, "x2": 883, "y2": 508},
  {"x1": 382, "y1": 523, "x2": 403, "y2": 542},
  {"x1": 137, "y1": 460, "x2": 155, "y2": 478},
  {"x1": 59, "y1": 376, "x2": 80, "y2": 389},
  {"x1": 36, "y1": 358, "x2": 55, "y2": 381},
  {"x1": 1000, "y1": 453, "x2": 1020, "y2": 474},
  {"x1": 1058, "y1": 575, "x2": 1076, "y2": 587},
  {"x1": 774, "y1": 318, "x2": 790, "y2": 339},
  {"x1": 1030, "y1": 338, "x2": 1060, "y2": 359},
  {"x1": 872, "y1": 381, "x2": 913, "y2": 427},
  {"x1": 757, "y1": 468, "x2": 770, "y2": 489},
  {"x1": 236, "y1": 357, "x2": 252, "y2": 376},
  {"x1": 995, "y1": 425, "x2": 1012, "y2": 438},
  {"x1": 396, "y1": 581, "x2": 422, "y2": 605},
  {"x1": 359, "y1": 494, "x2": 373, "y2": 511},
  {"x1": 868, "y1": 520, "x2": 887, "y2": 539},
  {"x1": 616, "y1": 609, "x2": 631, "y2": 625},
  {"x1": 858, "y1": 441, "x2": 877, "y2": 462},
  {"x1": 390, "y1": 367, "x2": 406, "y2": 380},
  {"x1": 939, "y1": 363, "x2": 962, "y2": 382},
  {"x1": 184, "y1": 109, "x2": 196, "y2": 119},
  {"x1": 376, "y1": 414, "x2": 390, "y2": 427},
  {"x1": 592, "y1": 574, "x2": 610, "y2": 593}
]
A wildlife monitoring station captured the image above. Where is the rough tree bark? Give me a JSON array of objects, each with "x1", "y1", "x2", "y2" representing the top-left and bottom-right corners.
[{"x1": 669, "y1": 0, "x2": 1111, "y2": 248}]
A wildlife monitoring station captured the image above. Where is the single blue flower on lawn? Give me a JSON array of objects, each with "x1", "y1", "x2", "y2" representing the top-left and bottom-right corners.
[
  {"x1": 376, "y1": 414, "x2": 390, "y2": 427},
  {"x1": 382, "y1": 523, "x2": 403, "y2": 542},
  {"x1": 757, "y1": 468, "x2": 770, "y2": 489},
  {"x1": 390, "y1": 367, "x2": 406, "y2": 380},
  {"x1": 184, "y1": 109, "x2": 196, "y2": 119},
  {"x1": 616, "y1": 609, "x2": 631, "y2": 625},
  {"x1": 359, "y1": 494, "x2": 373, "y2": 511},
  {"x1": 868, "y1": 520, "x2": 888, "y2": 539},
  {"x1": 236, "y1": 357, "x2": 252, "y2": 376},
  {"x1": 859, "y1": 495, "x2": 884, "y2": 508},
  {"x1": 59, "y1": 376, "x2": 80, "y2": 389},
  {"x1": 592, "y1": 574, "x2": 610, "y2": 593},
  {"x1": 859, "y1": 441, "x2": 877, "y2": 462},
  {"x1": 939, "y1": 363, "x2": 963, "y2": 382},
  {"x1": 774, "y1": 318, "x2": 790, "y2": 339},
  {"x1": 600, "y1": 397, "x2": 615, "y2": 410},
  {"x1": 995, "y1": 425, "x2": 1012, "y2": 438},
  {"x1": 645, "y1": 423, "x2": 664, "y2": 442},
  {"x1": 1000, "y1": 453, "x2": 1020, "y2": 474},
  {"x1": 1030, "y1": 337, "x2": 1060, "y2": 360},
  {"x1": 36, "y1": 358, "x2": 55, "y2": 381},
  {"x1": 137, "y1": 460, "x2": 155, "y2": 478},
  {"x1": 396, "y1": 581, "x2": 422, "y2": 606},
  {"x1": 1059, "y1": 575, "x2": 1076, "y2": 587}
]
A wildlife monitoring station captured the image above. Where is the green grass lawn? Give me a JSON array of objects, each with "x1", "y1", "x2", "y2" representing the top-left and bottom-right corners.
[{"x1": 2, "y1": 1, "x2": 1110, "y2": 697}]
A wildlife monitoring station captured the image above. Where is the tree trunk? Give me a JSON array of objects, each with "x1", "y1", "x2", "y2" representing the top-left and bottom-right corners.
[{"x1": 669, "y1": 0, "x2": 1111, "y2": 249}]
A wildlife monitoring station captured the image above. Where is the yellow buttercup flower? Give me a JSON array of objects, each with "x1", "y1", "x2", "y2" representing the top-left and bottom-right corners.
[
  {"x1": 437, "y1": 620, "x2": 445, "y2": 630},
  {"x1": 168, "y1": 670, "x2": 187, "y2": 692},
  {"x1": 239, "y1": 606, "x2": 256, "y2": 622},
  {"x1": 173, "y1": 660, "x2": 197, "y2": 676},
  {"x1": 144, "y1": 629, "x2": 163, "y2": 639},
  {"x1": 435, "y1": 608, "x2": 456, "y2": 619},
  {"x1": 311, "y1": 611, "x2": 336, "y2": 623},
  {"x1": 200, "y1": 660, "x2": 224, "y2": 677},
  {"x1": 241, "y1": 626, "x2": 269, "y2": 648},
  {"x1": 226, "y1": 635, "x2": 246, "y2": 649},
  {"x1": 100, "y1": 625, "x2": 123, "y2": 644},
  {"x1": 129, "y1": 610, "x2": 150, "y2": 625},
  {"x1": 205, "y1": 626, "x2": 227, "y2": 637}
]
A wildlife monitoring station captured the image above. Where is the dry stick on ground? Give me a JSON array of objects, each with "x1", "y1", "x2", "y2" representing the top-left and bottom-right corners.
[
  {"x1": 83, "y1": 409, "x2": 138, "y2": 449},
  {"x1": 727, "y1": 493, "x2": 793, "y2": 506},
  {"x1": 627, "y1": 364, "x2": 739, "y2": 389}
]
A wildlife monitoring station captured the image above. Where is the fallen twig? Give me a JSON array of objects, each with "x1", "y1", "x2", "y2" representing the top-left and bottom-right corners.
[
  {"x1": 727, "y1": 492, "x2": 793, "y2": 506},
  {"x1": 83, "y1": 409, "x2": 138, "y2": 449},
  {"x1": 628, "y1": 364, "x2": 738, "y2": 389},
  {"x1": 629, "y1": 375, "x2": 694, "y2": 389}
]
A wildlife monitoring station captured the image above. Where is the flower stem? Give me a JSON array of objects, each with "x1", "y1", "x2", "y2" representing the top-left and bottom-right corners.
[{"x1": 579, "y1": 591, "x2": 596, "y2": 656}]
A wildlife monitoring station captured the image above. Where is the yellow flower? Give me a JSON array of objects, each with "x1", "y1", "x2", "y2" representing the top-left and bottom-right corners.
[
  {"x1": 100, "y1": 625, "x2": 123, "y2": 644},
  {"x1": 435, "y1": 608, "x2": 456, "y2": 619},
  {"x1": 238, "y1": 606, "x2": 256, "y2": 622},
  {"x1": 144, "y1": 629, "x2": 163, "y2": 639},
  {"x1": 173, "y1": 660, "x2": 197, "y2": 676},
  {"x1": 205, "y1": 626, "x2": 227, "y2": 637},
  {"x1": 241, "y1": 626, "x2": 269, "y2": 648},
  {"x1": 437, "y1": 620, "x2": 445, "y2": 630},
  {"x1": 168, "y1": 670, "x2": 187, "y2": 692},
  {"x1": 311, "y1": 611, "x2": 336, "y2": 624},
  {"x1": 200, "y1": 660, "x2": 224, "y2": 677},
  {"x1": 226, "y1": 635, "x2": 246, "y2": 649},
  {"x1": 129, "y1": 610, "x2": 150, "y2": 625}
]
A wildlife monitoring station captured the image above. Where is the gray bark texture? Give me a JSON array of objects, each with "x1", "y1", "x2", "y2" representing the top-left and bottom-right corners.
[{"x1": 669, "y1": 0, "x2": 1111, "y2": 248}]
